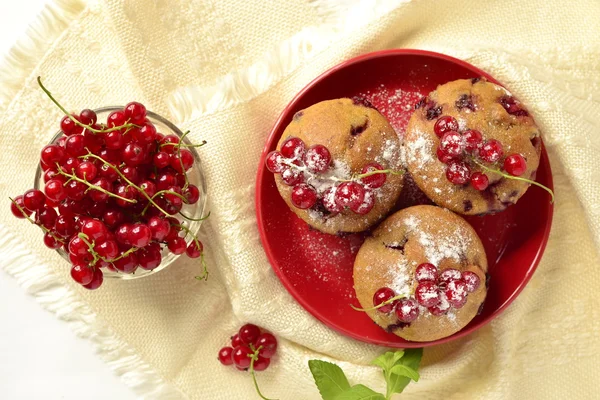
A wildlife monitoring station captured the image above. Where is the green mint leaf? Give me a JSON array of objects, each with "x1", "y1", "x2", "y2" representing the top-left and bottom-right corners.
[
  {"x1": 308, "y1": 360, "x2": 351, "y2": 400},
  {"x1": 384, "y1": 348, "x2": 423, "y2": 398},
  {"x1": 371, "y1": 350, "x2": 404, "y2": 371},
  {"x1": 334, "y1": 385, "x2": 386, "y2": 400},
  {"x1": 389, "y1": 364, "x2": 420, "y2": 382}
]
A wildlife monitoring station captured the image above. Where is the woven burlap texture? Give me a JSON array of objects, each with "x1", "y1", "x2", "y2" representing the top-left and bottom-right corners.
[{"x1": 0, "y1": 0, "x2": 598, "y2": 399}]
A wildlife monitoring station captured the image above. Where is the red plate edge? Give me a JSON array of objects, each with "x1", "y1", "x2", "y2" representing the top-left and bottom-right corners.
[{"x1": 255, "y1": 49, "x2": 554, "y2": 347}]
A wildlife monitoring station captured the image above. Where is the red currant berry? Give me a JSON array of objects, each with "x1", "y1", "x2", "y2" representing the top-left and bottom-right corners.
[
  {"x1": 281, "y1": 167, "x2": 304, "y2": 186},
  {"x1": 265, "y1": 151, "x2": 286, "y2": 173},
  {"x1": 69, "y1": 236, "x2": 89, "y2": 257},
  {"x1": 436, "y1": 147, "x2": 456, "y2": 164},
  {"x1": 95, "y1": 240, "x2": 119, "y2": 260},
  {"x1": 445, "y1": 161, "x2": 471, "y2": 185},
  {"x1": 304, "y1": 145, "x2": 331, "y2": 173},
  {"x1": 60, "y1": 157, "x2": 80, "y2": 174},
  {"x1": 23, "y1": 189, "x2": 46, "y2": 211},
  {"x1": 99, "y1": 163, "x2": 118, "y2": 180},
  {"x1": 71, "y1": 264, "x2": 94, "y2": 285},
  {"x1": 64, "y1": 180, "x2": 87, "y2": 201},
  {"x1": 83, "y1": 268, "x2": 103, "y2": 290},
  {"x1": 155, "y1": 172, "x2": 177, "y2": 191},
  {"x1": 463, "y1": 129, "x2": 483, "y2": 153},
  {"x1": 445, "y1": 279, "x2": 468, "y2": 308},
  {"x1": 256, "y1": 333, "x2": 278, "y2": 358},
  {"x1": 113, "y1": 252, "x2": 138, "y2": 274},
  {"x1": 167, "y1": 236, "x2": 187, "y2": 255},
  {"x1": 351, "y1": 189, "x2": 374, "y2": 215},
  {"x1": 79, "y1": 109, "x2": 97, "y2": 125},
  {"x1": 415, "y1": 263, "x2": 437, "y2": 282},
  {"x1": 253, "y1": 356, "x2": 271, "y2": 372},
  {"x1": 60, "y1": 115, "x2": 83, "y2": 136},
  {"x1": 218, "y1": 347, "x2": 234, "y2": 366},
  {"x1": 372, "y1": 287, "x2": 396, "y2": 313},
  {"x1": 40, "y1": 144, "x2": 66, "y2": 167},
  {"x1": 107, "y1": 110, "x2": 127, "y2": 128},
  {"x1": 334, "y1": 181, "x2": 365, "y2": 210},
  {"x1": 183, "y1": 185, "x2": 200, "y2": 204},
  {"x1": 122, "y1": 142, "x2": 146, "y2": 166},
  {"x1": 439, "y1": 131, "x2": 464, "y2": 158},
  {"x1": 438, "y1": 268, "x2": 462, "y2": 284},
  {"x1": 239, "y1": 324, "x2": 261, "y2": 345},
  {"x1": 133, "y1": 122, "x2": 157, "y2": 144},
  {"x1": 470, "y1": 172, "x2": 489, "y2": 191},
  {"x1": 360, "y1": 162, "x2": 386, "y2": 188},
  {"x1": 115, "y1": 184, "x2": 138, "y2": 208},
  {"x1": 170, "y1": 149, "x2": 194, "y2": 173},
  {"x1": 83, "y1": 130, "x2": 104, "y2": 153},
  {"x1": 88, "y1": 178, "x2": 112, "y2": 202},
  {"x1": 500, "y1": 96, "x2": 528, "y2": 116},
  {"x1": 434, "y1": 116, "x2": 458, "y2": 137},
  {"x1": 147, "y1": 216, "x2": 170, "y2": 241},
  {"x1": 504, "y1": 153, "x2": 527, "y2": 176},
  {"x1": 479, "y1": 139, "x2": 504, "y2": 163},
  {"x1": 36, "y1": 207, "x2": 58, "y2": 230},
  {"x1": 428, "y1": 298, "x2": 450, "y2": 316},
  {"x1": 124, "y1": 101, "x2": 147, "y2": 124},
  {"x1": 65, "y1": 134, "x2": 86, "y2": 157},
  {"x1": 81, "y1": 219, "x2": 108, "y2": 242},
  {"x1": 290, "y1": 183, "x2": 317, "y2": 209},
  {"x1": 322, "y1": 186, "x2": 342, "y2": 214},
  {"x1": 10, "y1": 195, "x2": 32, "y2": 218},
  {"x1": 462, "y1": 271, "x2": 481, "y2": 293},
  {"x1": 395, "y1": 299, "x2": 419, "y2": 323},
  {"x1": 415, "y1": 282, "x2": 441, "y2": 307},
  {"x1": 43, "y1": 232, "x2": 62, "y2": 249},
  {"x1": 76, "y1": 161, "x2": 98, "y2": 181},
  {"x1": 153, "y1": 151, "x2": 171, "y2": 169},
  {"x1": 231, "y1": 334, "x2": 243, "y2": 347},
  {"x1": 102, "y1": 209, "x2": 125, "y2": 229},
  {"x1": 186, "y1": 241, "x2": 203, "y2": 258},
  {"x1": 280, "y1": 137, "x2": 306, "y2": 159},
  {"x1": 137, "y1": 243, "x2": 162, "y2": 270},
  {"x1": 232, "y1": 345, "x2": 252, "y2": 369},
  {"x1": 128, "y1": 223, "x2": 152, "y2": 248}
]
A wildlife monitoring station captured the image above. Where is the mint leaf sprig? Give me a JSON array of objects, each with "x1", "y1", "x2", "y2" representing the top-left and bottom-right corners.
[{"x1": 309, "y1": 349, "x2": 422, "y2": 400}]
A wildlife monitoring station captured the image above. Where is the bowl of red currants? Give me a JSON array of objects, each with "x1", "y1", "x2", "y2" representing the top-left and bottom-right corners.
[{"x1": 10, "y1": 88, "x2": 208, "y2": 289}]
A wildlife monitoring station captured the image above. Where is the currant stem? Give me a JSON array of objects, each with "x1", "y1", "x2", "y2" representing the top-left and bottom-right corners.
[
  {"x1": 9, "y1": 197, "x2": 64, "y2": 243},
  {"x1": 179, "y1": 210, "x2": 211, "y2": 221},
  {"x1": 77, "y1": 232, "x2": 100, "y2": 266},
  {"x1": 350, "y1": 293, "x2": 407, "y2": 312},
  {"x1": 56, "y1": 167, "x2": 137, "y2": 204},
  {"x1": 350, "y1": 169, "x2": 404, "y2": 181},
  {"x1": 140, "y1": 189, "x2": 188, "y2": 216},
  {"x1": 249, "y1": 346, "x2": 277, "y2": 400},
  {"x1": 472, "y1": 159, "x2": 555, "y2": 203},
  {"x1": 160, "y1": 141, "x2": 207, "y2": 149},
  {"x1": 37, "y1": 77, "x2": 140, "y2": 134},
  {"x1": 177, "y1": 130, "x2": 191, "y2": 190},
  {"x1": 81, "y1": 152, "x2": 172, "y2": 216},
  {"x1": 194, "y1": 253, "x2": 209, "y2": 281}
]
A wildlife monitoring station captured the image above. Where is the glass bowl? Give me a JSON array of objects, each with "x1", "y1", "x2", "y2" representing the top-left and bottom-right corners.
[{"x1": 34, "y1": 107, "x2": 208, "y2": 279}]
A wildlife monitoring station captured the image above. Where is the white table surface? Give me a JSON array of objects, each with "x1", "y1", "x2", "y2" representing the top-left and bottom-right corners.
[{"x1": 0, "y1": 2, "x2": 136, "y2": 399}]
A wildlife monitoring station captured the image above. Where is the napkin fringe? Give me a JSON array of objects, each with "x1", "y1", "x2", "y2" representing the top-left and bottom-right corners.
[
  {"x1": 0, "y1": 225, "x2": 184, "y2": 399},
  {"x1": 0, "y1": 0, "x2": 86, "y2": 110},
  {"x1": 167, "y1": 0, "x2": 406, "y2": 122}
]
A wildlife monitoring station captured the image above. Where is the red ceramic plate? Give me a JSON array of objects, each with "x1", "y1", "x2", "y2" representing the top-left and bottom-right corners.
[{"x1": 255, "y1": 49, "x2": 554, "y2": 347}]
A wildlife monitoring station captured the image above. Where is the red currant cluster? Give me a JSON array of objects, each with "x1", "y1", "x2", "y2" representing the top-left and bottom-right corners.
[
  {"x1": 218, "y1": 323, "x2": 278, "y2": 371},
  {"x1": 433, "y1": 115, "x2": 528, "y2": 190},
  {"x1": 265, "y1": 136, "x2": 390, "y2": 215},
  {"x1": 371, "y1": 263, "x2": 481, "y2": 323},
  {"x1": 9, "y1": 93, "x2": 208, "y2": 289}
]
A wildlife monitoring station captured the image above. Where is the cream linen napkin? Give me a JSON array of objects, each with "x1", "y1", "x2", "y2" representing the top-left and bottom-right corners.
[{"x1": 1, "y1": 0, "x2": 599, "y2": 399}]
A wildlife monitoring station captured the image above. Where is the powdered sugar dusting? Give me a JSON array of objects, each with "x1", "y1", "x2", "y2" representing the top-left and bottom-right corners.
[
  {"x1": 406, "y1": 132, "x2": 434, "y2": 171},
  {"x1": 403, "y1": 214, "x2": 470, "y2": 267},
  {"x1": 388, "y1": 258, "x2": 411, "y2": 297}
]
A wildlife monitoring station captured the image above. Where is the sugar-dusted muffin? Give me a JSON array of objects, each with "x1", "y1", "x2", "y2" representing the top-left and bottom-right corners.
[
  {"x1": 353, "y1": 205, "x2": 487, "y2": 342},
  {"x1": 265, "y1": 98, "x2": 404, "y2": 235},
  {"x1": 404, "y1": 78, "x2": 542, "y2": 215}
]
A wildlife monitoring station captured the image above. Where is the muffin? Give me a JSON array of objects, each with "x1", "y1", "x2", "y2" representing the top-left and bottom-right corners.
[
  {"x1": 353, "y1": 205, "x2": 487, "y2": 342},
  {"x1": 265, "y1": 98, "x2": 404, "y2": 235},
  {"x1": 404, "y1": 78, "x2": 542, "y2": 215}
]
